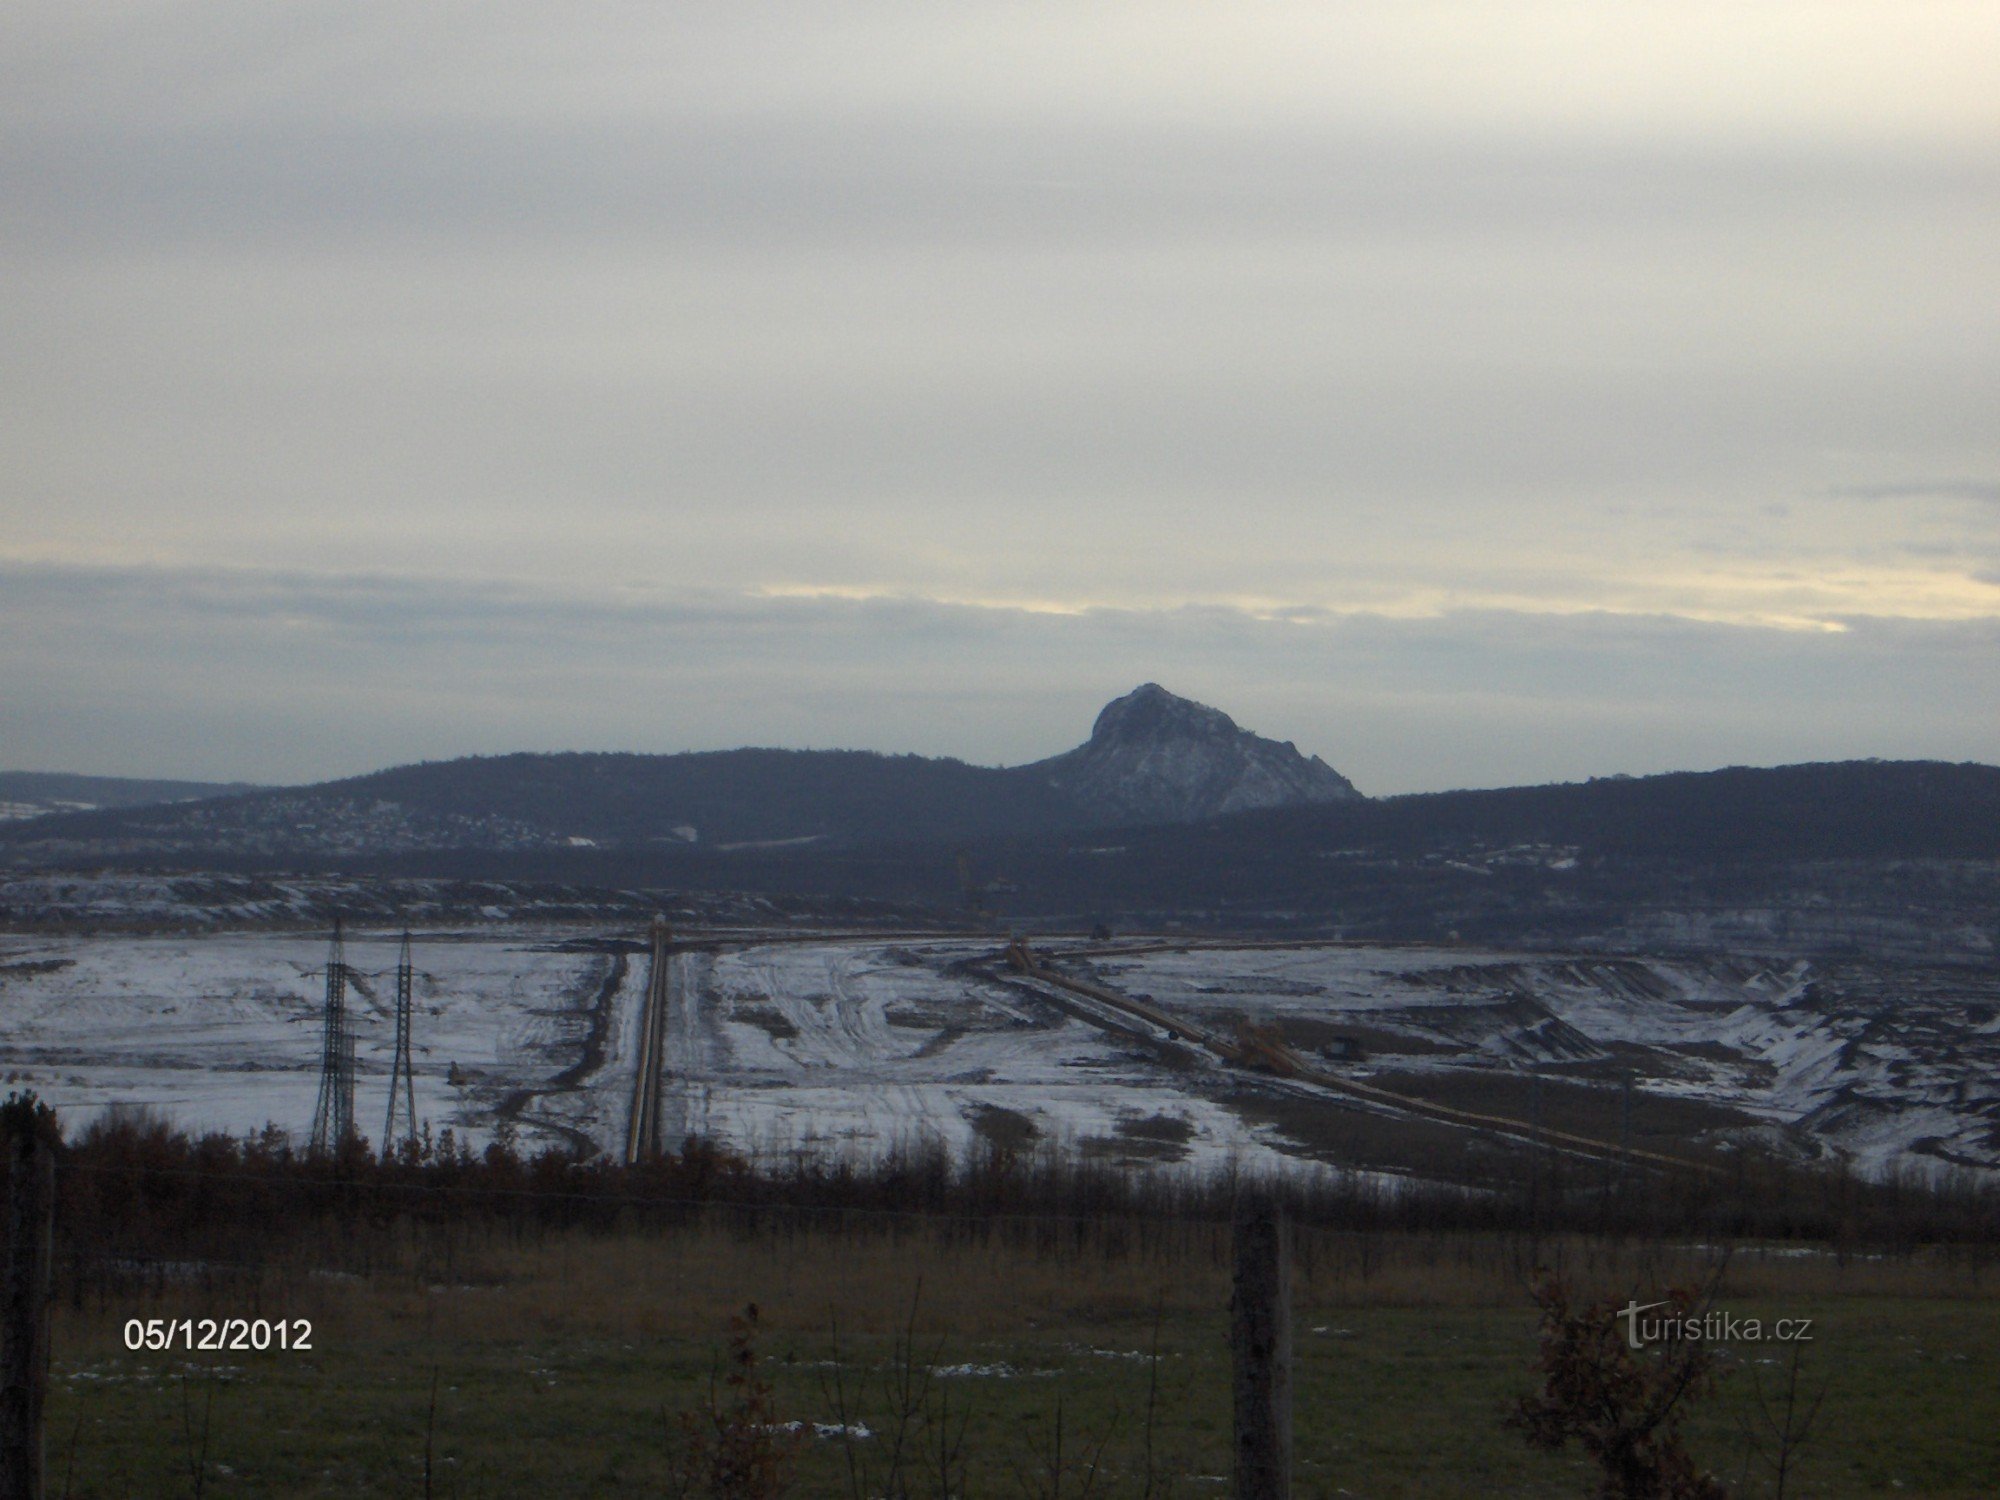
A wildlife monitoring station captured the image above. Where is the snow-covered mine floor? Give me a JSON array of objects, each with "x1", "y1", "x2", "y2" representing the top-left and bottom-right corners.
[{"x1": 1, "y1": 930, "x2": 1994, "y2": 1178}]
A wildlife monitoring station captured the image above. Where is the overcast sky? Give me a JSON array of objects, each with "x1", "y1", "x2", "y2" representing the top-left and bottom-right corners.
[{"x1": 5, "y1": 3, "x2": 1997, "y2": 792}]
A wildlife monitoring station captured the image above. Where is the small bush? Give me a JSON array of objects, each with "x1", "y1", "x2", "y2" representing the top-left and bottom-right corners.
[
  {"x1": 665, "y1": 1303, "x2": 802, "y2": 1500},
  {"x1": 1509, "y1": 1272, "x2": 1728, "y2": 1500}
]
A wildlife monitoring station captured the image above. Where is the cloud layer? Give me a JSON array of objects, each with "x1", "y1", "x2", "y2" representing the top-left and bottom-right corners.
[
  {"x1": 5, "y1": 5, "x2": 1997, "y2": 784},
  {"x1": 4, "y1": 563, "x2": 1993, "y2": 792}
]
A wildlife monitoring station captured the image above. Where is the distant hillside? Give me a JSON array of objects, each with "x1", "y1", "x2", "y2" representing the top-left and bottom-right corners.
[
  {"x1": 391, "y1": 757, "x2": 1999, "y2": 884},
  {"x1": 328, "y1": 748, "x2": 1097, "y2": 844},
  {"x1": 907, "y1": 759, "x2": 2000, "y2": 911},
  {"x1": 0, "y1": 771, "x2": 262, "y2": 823},
  {"x1": 9, "y1": 702, "x2": 1998, "y2": 965},
  {"x1": 6, "y1": 749, "x2": 1995, "y2": 958},
  {"x1": 312, "y1": 758, "x2": 2000, "y2": 962},
  {"x1": 1217, "y1": 758, "x2": 2000, "y2": 863},
  {"x1": 933, "y1": 758, "x2": 2000, "y2": 956},
  {"x1": 0, "y1": 749, "x2": 1089, "y2": 860},
  {"x1": 0, "y1": 685, "x2": 1360, "y2": 862}
]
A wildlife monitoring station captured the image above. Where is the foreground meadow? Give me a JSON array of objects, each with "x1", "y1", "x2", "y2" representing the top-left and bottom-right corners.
[{"x1": 48, "y1": 1221, "x2": 2000, "y2": 1498}]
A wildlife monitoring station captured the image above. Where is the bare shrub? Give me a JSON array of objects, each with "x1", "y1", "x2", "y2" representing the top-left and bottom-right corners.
[
  {"x1": 1735, "y1": 1339, "x2": 1826, "y2": 1500},
  {"x1": 1508, "y1": 1272, "x2": 1728, "y2": 1500},
  {"x1": 665, "y1": 1303, "x2": 802, "y2": 1500}
]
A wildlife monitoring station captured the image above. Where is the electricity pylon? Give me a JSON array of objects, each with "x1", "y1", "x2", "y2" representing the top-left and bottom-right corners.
[
  {"x1": 309, "y1": 918, "x2": 355, "y2": 1153},
  {"x1": 382, "y1": 930, "x2": 418, "y2": 1156}
]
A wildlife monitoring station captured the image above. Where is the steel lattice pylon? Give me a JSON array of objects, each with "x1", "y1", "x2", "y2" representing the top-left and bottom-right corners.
[
  {"x1": 382, "y1": 931, "x2": 419, "y2": 1156},
  {"x1": 308, "y1": 919, "x2": 355, "y2": 1153}
]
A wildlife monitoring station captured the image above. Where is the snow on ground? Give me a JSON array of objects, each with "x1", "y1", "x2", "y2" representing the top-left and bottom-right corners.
[
  {"x1": 0, "y1": 931, "x2": 632, "y2": 1154},
  {"x1": 2, "y1": 929, "x2": 1994, "y2": 1177},
  {"x1": 1078, "y1": 942, "x2": 2000, "y2": 1173},
  {"x1": 658, "y1": 941, "x2": 1287, "y2": 1172}
]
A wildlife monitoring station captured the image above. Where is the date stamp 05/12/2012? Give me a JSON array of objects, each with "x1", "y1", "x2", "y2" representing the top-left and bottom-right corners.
[{"x1": 123, "y1": 1317, "x2": 313, "y2": 1353}]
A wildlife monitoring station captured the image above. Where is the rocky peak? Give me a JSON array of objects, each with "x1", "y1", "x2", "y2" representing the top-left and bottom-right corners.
[
  {"x1": 1029, "y1": 685, "x2": 1362, "y2": 824},
  {"x1": 1088, "y1": 682, "x2": 1238, "y2": 746}
]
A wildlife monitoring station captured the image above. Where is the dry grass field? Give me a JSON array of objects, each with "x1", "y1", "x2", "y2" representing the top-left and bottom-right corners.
[{"x1": 45, "y1": 1218, "x2": 2000, "y2": 1497}]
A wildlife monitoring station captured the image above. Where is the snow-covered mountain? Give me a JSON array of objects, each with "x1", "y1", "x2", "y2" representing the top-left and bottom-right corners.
[{"x1": 1027, "y1": 683, "x2": 1361, "y2": 824}]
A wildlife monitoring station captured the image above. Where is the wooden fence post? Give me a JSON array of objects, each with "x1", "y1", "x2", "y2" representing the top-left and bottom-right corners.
[
  {"x1": 1, "y1": 1116, "x2": 53, "y2": 1500},
  {"x1": 1231, "y1": 1190, "x2": 1291, "y2": 1500}
]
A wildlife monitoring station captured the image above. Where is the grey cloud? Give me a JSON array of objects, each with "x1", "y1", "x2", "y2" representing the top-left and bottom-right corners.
[
  {"x1": 6, "y1": 113, "x2": 1992, "y2": 255},
  {"x1": 1829, "y1": 480, "x2": 2000, "y2": 505},
  {"x1": 6, "y1": 6, "x2": 1998, "y2": 790},
  {"x1": 4, "y1": 564, "x2": 1993, "y2": 792}
]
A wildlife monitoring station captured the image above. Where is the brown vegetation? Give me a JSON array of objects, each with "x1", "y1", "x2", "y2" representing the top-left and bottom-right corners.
[
  {"x1": 14, "y1": 1095, "x2": 1992, "y2": 1330},
  {"x1": 1510, "y1": 1273, "x2": 1728, "y2": 1499}
]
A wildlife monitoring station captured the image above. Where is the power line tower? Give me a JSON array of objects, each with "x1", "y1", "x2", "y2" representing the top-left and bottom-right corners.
[
  {"x1": 309, "y1": 919, "x2": 356, "y2": 1154},
  {"x1": 382, "y1": 930, "x2": 418, "y2": 1157}
]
